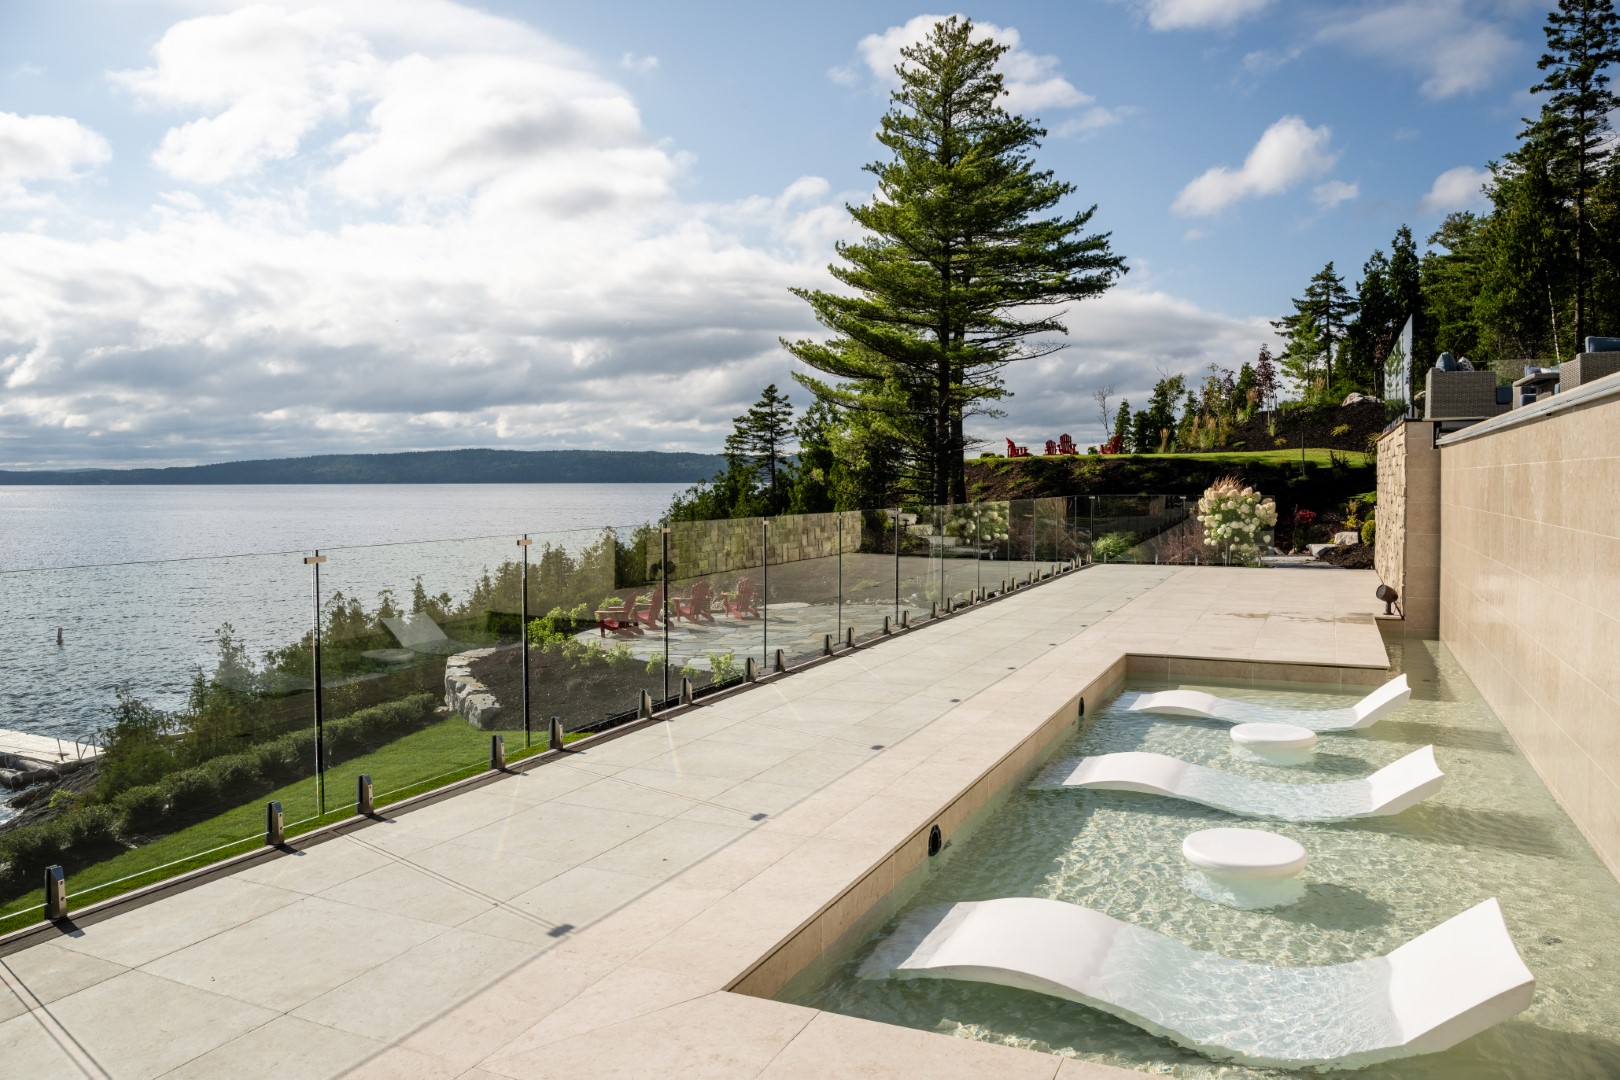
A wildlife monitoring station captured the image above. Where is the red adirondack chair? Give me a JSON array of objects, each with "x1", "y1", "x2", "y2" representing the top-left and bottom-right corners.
[
  {"x1": 1058, "y1": 434, "x2": 1078, "y2": 455},
  {"x1": 724, "y1": 577, "x2": 760, "y2": 618},
  {"x1": 596, "y1": 595, "x2": 644, "y2": 637},
  {"x1": 674, "y1": 580, "x2": 716, "y2": 623},
  {"x1": 1044, "y1": 439, "x2": 1058, "y2": 455},
  {"x1": 636, "y1": 586, "x2": 665, "y2": 629},
  {"x1": 1005, "y1": 438, "x2": 1030, "y2": 458}
]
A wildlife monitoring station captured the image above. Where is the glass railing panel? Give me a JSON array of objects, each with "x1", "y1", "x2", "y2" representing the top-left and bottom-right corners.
[
  {"x1": 521, "y1": 524, "x2": 661, "y2": 743},
  {"x1": 317, "y1": 535, "x2": 519, "y2": 810},
  {"x1": 667, "y1": 516, "x2": 764, "y2": 693},
  {"x1": 0, "y1": 549, "x2": 315, "y2": 932},
  {"x1": 1033, "y1": 496, "x2": 1073, "y2": 577},
  {"x1": 842, "y1": 509, "x2": 898, "y2": 643},
  {"x1": 934, "y1": 503, "x2": 980, "y2": 606},
  {"x1": 761, "y1": 511, "x2": 840, "y2": 668},
  {"x1": 896, "y1": 507, "x2": 937, "y2": 625}
]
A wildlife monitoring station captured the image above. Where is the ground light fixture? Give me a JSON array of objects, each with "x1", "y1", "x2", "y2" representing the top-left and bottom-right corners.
[{"x1": 1376, "y1": 583, "x2": 1399, "y2": 616}]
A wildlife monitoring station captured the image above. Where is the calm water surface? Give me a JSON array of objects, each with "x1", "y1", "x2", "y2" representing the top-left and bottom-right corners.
[{"x1": 0, "y1": 484, "x2": 684, "y2": 743}]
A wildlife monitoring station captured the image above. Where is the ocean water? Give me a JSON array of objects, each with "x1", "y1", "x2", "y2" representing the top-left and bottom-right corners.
[
  {"x1": 782, "y1": 642, "x2": 1620, "y2": 1079},
  {"x1": 0, "y1": 484, "x2": 684, "y2": 743}
]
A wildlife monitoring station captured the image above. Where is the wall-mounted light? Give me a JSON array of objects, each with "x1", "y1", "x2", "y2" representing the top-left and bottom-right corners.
[{"x1": 1376, "y1": 584, "x2": 1399, "y2": 616}]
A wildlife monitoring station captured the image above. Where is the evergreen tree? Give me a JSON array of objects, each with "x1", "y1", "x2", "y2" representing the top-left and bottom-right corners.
[
  {"x1": 1422, "y1": 212, "x2": 1489, "y2": 364},
  {"x1": 784, "y1": 17, "x2": 1126, "y2": 505},
  {"x1": 1234, "y1": 362, "x2": 1258, "y2": 418},
  {"x1": 1111, "y1": 399, "x2": 1131, "y2": 448},
  {"x1": 723, "y1": 384, "x2": 797, "y2": 513},
  {"x1": 1254, "y1": 345, "x2": 1278, "y2": 411},
  {"x1": 1272, "y1": 263, "x2": 1357, "y2": 401},
  {"x1": 1480, "y1": 147, "x2": 1571, "y2": 361},
  {"x1": 1517, "y1": 0, "x2": 1620, "y2": 349},
  {"x1": 1130, "y1": 373, "x2": 1184, "y2": 453}
]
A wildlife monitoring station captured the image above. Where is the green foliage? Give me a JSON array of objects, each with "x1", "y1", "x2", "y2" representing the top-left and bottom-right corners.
[
  {"x1": 1273, "y1": 262, "x2": 1357, "y2": 403},
  {"x1": 723, "y1": 384, "x2": 797, "y2": 515},
  {"x1": 782, "y1": 16, "x2": 1125, "y2": 504},
  {"x1": 1091, "y1": 532, "x2": 1135, "y2": 560},
  {"x1": 1362, "y1": 519, "x2": 1377, "y2": 546},
  {"x1": 1331, "y1": 424, "x2": 1352, "y2": 438}
]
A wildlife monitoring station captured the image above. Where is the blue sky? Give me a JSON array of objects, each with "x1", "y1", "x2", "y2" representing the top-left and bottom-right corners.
[{"x1": 0, "y1": 1, "x2": 1550, "y2": 467}]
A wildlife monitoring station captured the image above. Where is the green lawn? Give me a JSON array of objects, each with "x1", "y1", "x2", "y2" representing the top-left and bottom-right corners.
[
  {"x1": 0, "y1": 717, "x2": 586, "y2": 933},
  {"x1": 1102, "y1": 448, "x2": 1368, "y2": 466}
]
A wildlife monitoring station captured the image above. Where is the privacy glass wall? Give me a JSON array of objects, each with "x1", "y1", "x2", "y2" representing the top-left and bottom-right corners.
[{"x1": 0, "y1": 496, "x2": 1204, "y2": 933}]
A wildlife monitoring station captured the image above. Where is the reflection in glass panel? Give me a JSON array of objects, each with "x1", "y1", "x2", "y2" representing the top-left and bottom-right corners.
[
  {"x1": 845, "y1": 509, "x2": 899, "y2": 643},
  {"x1": 763, "y1": 512, "x2": 840, "y2": 669},
  {"x1": 938, "y1": 504, "x2": 982, "y2": 607},
  {"x1": 523, "y1": 524, "x2": 666, "y2": 743},
  {"x1": 318, "y1": 535, "x2": 520, "y2": 809},
  {"x1": 897, "y1": 506, "x2": 941, "y2": 624},
  {"x1": 0, "y1": 550, "x2": 314, "y2": 930},
  {"x1": 667, "y1": 517, "x2": 764, "y2": 694}
]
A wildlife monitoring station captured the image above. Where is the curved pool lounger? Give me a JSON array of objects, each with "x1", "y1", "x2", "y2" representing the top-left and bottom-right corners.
[
  {"x1": 859, "y1": 896, "x2": 1533, "y2": 1071},
  {"x1": 1124, "y1": 673, "x2": 1410, "y2": 731},
  {"x1": 1033, "y1": 745, "x2": 1443, "y2": 821}
]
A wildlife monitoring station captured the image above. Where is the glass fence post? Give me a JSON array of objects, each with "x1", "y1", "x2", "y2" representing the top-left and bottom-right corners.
[
  {"x1": 519, "y1": 535, "x2": 532, "y2": 749},
  {"x1": 304, "y1": 550, "x2": 328, "y2": 816},
  {"x1": 661, "y1": 527, "x2": 671, "y2": 703},
  {"x1": 836, "y1": 513, "x2": 843, "y2": 642},
  {"x1": 761, "y1": 518, "x2": 770, "y2": 666},
  {"x1": 893, "y1": 508, "x2": 901, "y2": 623}
]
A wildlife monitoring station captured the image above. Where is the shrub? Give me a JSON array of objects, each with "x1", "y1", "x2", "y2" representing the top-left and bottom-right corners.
[
  {"x1": 1361, "y1": 519, "x2": 1376, "y2": 546},
  {"x1": 1331, "y1": 423, "x2": 1352, "y2": 438},
  {"x1": 1196, "y1": 477, "x2": 1277, "y2": 566},
  {"x1": 1091, "y1": 532, "x2": 1135, "y2": 561},
  {"x1": 1273, "y1": 437, "x2": 1288, "y2": 448}
]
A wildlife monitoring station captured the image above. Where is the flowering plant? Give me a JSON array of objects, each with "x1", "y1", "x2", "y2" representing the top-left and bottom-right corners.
[{"x1": 1196, "y1": 477, "x2": 1277, "y2": 565}]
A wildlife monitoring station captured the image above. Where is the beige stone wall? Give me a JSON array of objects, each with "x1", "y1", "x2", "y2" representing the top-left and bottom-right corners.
[
  {"x1": 666, "y1": 511, "x2": 868, "y2": 581},
  {"x1": 1374, "y1": 421, "x2": 1441, "y2": 635},
  {"x1": 1439, "y1": 392, "x2": 1620, "y2": 879}
]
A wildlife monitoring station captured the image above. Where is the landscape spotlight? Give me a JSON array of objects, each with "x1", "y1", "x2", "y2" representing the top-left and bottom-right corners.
[{"x1": 1376, "y1": 584, "x2": 1399, "y2": 616}]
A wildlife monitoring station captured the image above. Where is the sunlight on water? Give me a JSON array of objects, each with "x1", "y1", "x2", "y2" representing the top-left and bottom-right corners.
[{"x1": 780, "y1": 642, "x2": 1620, "y2": 1079}]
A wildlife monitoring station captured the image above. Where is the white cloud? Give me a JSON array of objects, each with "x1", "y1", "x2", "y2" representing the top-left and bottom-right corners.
[
  {"x1": 1312, "y1": 179, "x2": 1359, "y2": 209},
  {"x1": 1172, "y1": 116, "x2": 1339, "y2": 216},
  {"x1": 113, "y1": 6, "x2": 378, "y2": 183},
  {"x1": 620, "y1": 52, "x2": 658, "y2": 74},
  {"x1": 12, "y1": 63, "x2": 44, "y2": 78},
  {"x1": 1132, "y1": 0, "x2": 1275, "y2": 31},
  {"x1": 1316, "y1": 1, "x2": 1520, "y2": 99},
  {"x1": 838, "y1": 14, "x2": 1102, "y2": 116},
  {"x1": 1053, "y1": 105, "x2": 1140, "y2": 138},
  {"x1": 0, "y1": 112, "x2": 111, "y2": 204},
  {"x1": 1420, "y1": 165, "x2": 1492, "y2": 213}
]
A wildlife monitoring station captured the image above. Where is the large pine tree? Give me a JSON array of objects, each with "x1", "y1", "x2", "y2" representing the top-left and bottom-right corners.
[
  {"x1": 1272, "y1": 263, "x2": 1357, "y2": 401},
  {"x1": 723, "y1": 384, "x2": 796, "y2": 514},
  {"x1": 1517, "y1": 0, "x2": 1620, "y2": 349},
  {"x1": 784, "y1": 17, "x2": 1125, "y2": 505}
]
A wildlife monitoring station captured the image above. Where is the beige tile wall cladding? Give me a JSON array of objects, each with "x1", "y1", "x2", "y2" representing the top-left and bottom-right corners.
[
  {"x1": 1377, "y1": 421, "x2": 1441, "y2": 635},
  {"x1": 1439, "y1": 395, "x2": 1620, "y2": 880}
]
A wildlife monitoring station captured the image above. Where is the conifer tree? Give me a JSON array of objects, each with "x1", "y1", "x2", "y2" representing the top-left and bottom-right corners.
[
  {"x1": 723, "y1": 384, "x2": 796, "y2": 514},
  {"x1": 1272, "y1": 263, "x2": 1357, "y2": 401},
  {"x1": 784, "y1": 16, "x2": 1126, "y2": 505},
  {"x1": 1517, "y1": 0, "x2": 1620, "y2": 349}
]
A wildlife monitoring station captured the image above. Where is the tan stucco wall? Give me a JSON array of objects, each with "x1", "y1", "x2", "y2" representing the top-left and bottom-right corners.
[
  {"x1": 1375, "y1": 421, "x2": 1441, "y2": 635},
  {"x1": 1439, "y1": 393, "x2": 1620, "y2": 879}
]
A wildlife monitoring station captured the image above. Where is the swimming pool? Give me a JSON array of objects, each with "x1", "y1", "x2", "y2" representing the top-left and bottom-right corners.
[{"x1": 777, "y1": 641, "x2": 1620, "y2": 1078}]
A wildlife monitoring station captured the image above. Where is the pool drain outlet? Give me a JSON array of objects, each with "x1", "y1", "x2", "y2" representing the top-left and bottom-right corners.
[{"x1": 928, "y1": 824, "x2": 943, "y2": 856}]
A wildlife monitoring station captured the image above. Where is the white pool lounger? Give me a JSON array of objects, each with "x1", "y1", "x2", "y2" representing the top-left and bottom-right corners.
[
  {"x1": 1124, "y1": 673, "x2": 1411, "y2": 731},
  {"x1": 859, "y1": 896, "x2": 1534, "y2": 1071},
  {"x1": 1034, "y1": 745, "x2": 1443, "y2": 821}
]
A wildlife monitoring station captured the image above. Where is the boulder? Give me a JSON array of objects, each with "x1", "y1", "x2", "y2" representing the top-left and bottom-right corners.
[
  {"x1": 1341, "y1": 392, "x2": 1375, "y2": 406},
  {"x1": 1333, "y1": 530, "x2": 1360, "y2": 546}
]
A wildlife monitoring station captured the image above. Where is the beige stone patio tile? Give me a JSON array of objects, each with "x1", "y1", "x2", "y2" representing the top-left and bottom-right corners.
[
  {"x1": 818, "y1": 793, "x2": 943, "y2": 846},
  {"x1": 604, "y1": 766, "x2": 740, "y2": 800},
  {"x1": 757, "y1": 1011, "x2": 1061, "y2": 1079},
  {"x1": 750, "y1": 748, "x2": 876, "y2": 789},
  {"x1": 1054, "y1": 1055, "x2": 1148, "y2": 1078},
  {"x1": 0, "y1": 1011, "x2": 87, "y2": 1075},
  {"x1": 480, "y1": 990, "x2": 815, "y2": 1080},
  {"x1": 452, "y1": 802, "x2": 668, "y2": 863},
  {"x1": 53, "y1": 876, "x2": 304, "y2": 968},
  {"x1": 479, "y1": 963, "x2": 715, "y2": 1057},
  {"x1": 546, "y1": 775, "x2": 701, "y2": 819},
  {"x1": 294, "y1": 927, "x2": 537, "y2": 1043},
  {"x1": 582, "y1": 817, "x2": 750, "y2": 879},
  {"x1": 665, "y1": 828, "x2": 808, "y2": 892},
  {"x1": 235, "y1": 836, "x2": 397, "y2": 895},
  {"x1": 501, "y1": 866, "x2": 664, "y2": 933},
  {"x1": 1, "y1": 940, "x2": 126, "y2": 1008},
  {"x1": 49, "y1": 969, "x2": 278, "y2": 1079},
  {"x1": 629, "y1": 738, "x2": 802, "y2": 781},
  {"x1": 318, "y1": 860, "x2": 500, "y2": 927},
  {"x1": 165, "y1": 1014, "x2": 388, "y2": 1080},
  {"x1": 340, "y1": 1044, "x2": 464, "y2": 1079},
  {"x1": 141, "y1": 896, "x2": 443, "y2": 1012},
  {"x1": 402, "y1": 841, "x2": 574, "y2": 903}
]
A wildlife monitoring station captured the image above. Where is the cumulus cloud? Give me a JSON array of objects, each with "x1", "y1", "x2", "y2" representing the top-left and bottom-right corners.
[
  {"x1": 835, "y1": 14, "x2": 1110, "y2": 117},
  {"x1": 0, "y1": 112, "x2": 111, "y2": 203},
  {"x1": 0, "y1": 1, "x2": 1254, "y2": 470},
  {"x1": 1312, "y1": 179, "x2": 1359, "y2": 209},
  {"x1": 1131, "y1": 0, "x2": 1275, "y2": 31},
  {"x1": 1420, "y1": 165, "x2": 1492, "y2": 213},
  {"x1": 1316, "y1": 1, "x2": 1520, "y2": 99},
  {"x1": 1172, "y1": 116, "x2": 1339, "y2": 216},
  {"x1": 620, "y1": 52, "x2": 658, "y2": 74},
  {"x1": 113, "y1": 6, "x2": 378, "y2": 183}
]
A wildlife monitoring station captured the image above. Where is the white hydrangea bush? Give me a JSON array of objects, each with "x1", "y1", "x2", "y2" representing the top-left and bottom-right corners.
[{"x1": 1197, "y1": 477, "x2": 1277, "y2": 565}]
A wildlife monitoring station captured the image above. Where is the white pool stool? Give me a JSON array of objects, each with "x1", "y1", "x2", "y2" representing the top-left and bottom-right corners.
[
  {"x1": 1182, "y1": 826, "x2": 1307, "y2": 909},
  {"x1": 1230, "y1": 722, "x2": 1317, "y2": 765}
]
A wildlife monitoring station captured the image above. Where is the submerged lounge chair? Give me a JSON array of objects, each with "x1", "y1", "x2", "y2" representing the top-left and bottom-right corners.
[
  {"x1": 1124, "y1": 673, "x2": 1410, "y2": 731},
  {"x1": 860, "y1": 896, "x2": 1533, "y2": 1071},
  {"x1": 1034, "y1": 745, "x2": 1443, "y2": 821}
]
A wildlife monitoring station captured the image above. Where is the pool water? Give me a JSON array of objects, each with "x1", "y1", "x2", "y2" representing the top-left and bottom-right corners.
[{"x1": 779, "y1": 642, "x2": 1620, "y2": 1078}]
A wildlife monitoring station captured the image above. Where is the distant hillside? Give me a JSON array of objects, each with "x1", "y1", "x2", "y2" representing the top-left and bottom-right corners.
[{"x1": 0, "y1": 449, "x2": 728, "y2": 485}]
